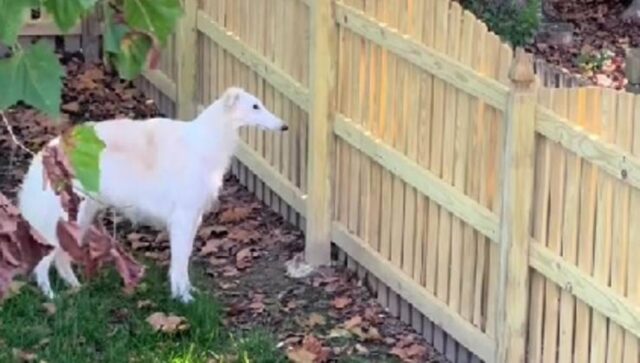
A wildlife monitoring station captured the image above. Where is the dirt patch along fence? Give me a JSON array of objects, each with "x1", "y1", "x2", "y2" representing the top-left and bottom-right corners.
[{"x1": 134, "y1": 1, "x2": 640, "y2": 362}]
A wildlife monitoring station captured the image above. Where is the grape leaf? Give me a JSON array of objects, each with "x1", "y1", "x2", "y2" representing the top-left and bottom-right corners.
[
  {"x1": 111, "y1": 32, "x2": 153, "y2": 80},
  {"x1": 0, "y1": 0, "x2": 39, "y2": 45},
  {"x1": 61, "y1": 123, "x2": 105, "y2": 193},
  {"x1": 123, "y1": 0, "x2": 182, "y2": 45},
  {"x1": 0, "y1": 41, "x2": 64, "y2": 118},
  {"x1": 42, "y1": 0, "x2": 98, "y2": 32},
  {"x1": 103, "y1": 7, "x2": 130, "y2": 54}
]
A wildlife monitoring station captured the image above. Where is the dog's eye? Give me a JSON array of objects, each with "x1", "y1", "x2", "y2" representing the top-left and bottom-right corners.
[{"x1": 252, "y1": 104, "x2": 260, "y2": 110}]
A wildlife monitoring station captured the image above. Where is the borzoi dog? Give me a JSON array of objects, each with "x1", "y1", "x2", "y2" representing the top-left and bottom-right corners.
[{"x1": 18, "y1": 87, "x2": 287, "y2": 303}]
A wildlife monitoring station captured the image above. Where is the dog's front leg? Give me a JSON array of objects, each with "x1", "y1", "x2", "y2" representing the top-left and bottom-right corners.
[{"x1": 168, "y1": 209, "x2": 201, "y2": 303}]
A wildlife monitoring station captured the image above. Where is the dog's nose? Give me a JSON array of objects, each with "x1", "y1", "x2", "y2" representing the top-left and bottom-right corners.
[{"x1": 281, "y1": 125, "x2": 289, "y2": 131}]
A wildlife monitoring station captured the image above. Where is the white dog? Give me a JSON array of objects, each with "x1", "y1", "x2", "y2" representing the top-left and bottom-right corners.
[{"x1": 17, "y1": 87, "x2": 287, "y2": 303}]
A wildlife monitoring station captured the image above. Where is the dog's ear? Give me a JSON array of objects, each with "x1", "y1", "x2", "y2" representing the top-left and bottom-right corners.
[{"x1": 222, "y1": 87, "x2": 243, "y2": 111}]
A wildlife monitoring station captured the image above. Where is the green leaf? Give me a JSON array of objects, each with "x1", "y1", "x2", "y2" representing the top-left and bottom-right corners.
[
  {"x1": 62, "y1": 123, "x2": 105, "y2": 193},
  {"x1": 42, "y1": 0, "x2": 97, "y2": 32},
  {"x1": 0, "y1": 0, "x2": 39, "y2": 45},
  {"x1": 0, "y1": 41, "x2": 64, "y2": 118},
  {"x1": 110, "y1": 32, "x2": 153, "y2": 80},
  {"x1": 123, "y1": 0, "x2": 182, "y2": 45},
  {"x1": 103, "y1": 7, "x2": 130, "y2": 54}
]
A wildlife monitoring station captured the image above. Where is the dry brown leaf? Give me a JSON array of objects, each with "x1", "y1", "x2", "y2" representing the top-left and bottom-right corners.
[
  {"x1": 227, "y1": 228, "x2": 260, "y2": 243},
  {"x1": 330, "y1": 296, "x2": 352, "y2": 310},
  {"x1": 218, "y1": 206, "x2": 252, "y2": 223},
  {"x1": 286, "y1": 347, "x2": 317, "y2": 363},
  {"x1": 197, "y1": 225, "x2": 227, "y2": 240},
  {"x1": 137, "y1": 299, "x2": 156, "y2": 309},
  {"x1": 306, "y1": 313, "x2": 327, "y2": 328},
  {"x1": 199, "y1": 239, "x2": 224, "y2": 256},
  {"x1": 62, "y1": 101, "x2": 80, "y2": 113},
  {"x1": 42, "y1": 302, "x2": 56, "y2": 315},
  {"x1": 56, "y1": 220, "x2": 145, "y2": 294},
  {"x1": 349, "y1": 325, "x2": 382, "y2": 342},
  {"x1": 248, "y1": 301, "x2": 265, "y2": 314},
  {"x1": 0, "y1": 193, "x2": 54, "y2": 301},
  {"x1": 301, "y1": 335, "x2": 330, "y2": 362},
  {"x1": 146, "y1": 312, "x2": 189, "y2": 333},
  {"x1": 12, "y1": 348, "x2": 37, "y2": 362},
  {"x1": 391, "y1": 342, "x2": 428, "y2": 362},
  {"x1": 218, "y1": 282, "x2": 236, "y2": 290},
  {"x1": 343, "y1": 315, "x2": 362, "y2": 330},
  {"x1": 222, "y1": 266, "x2": 239, "y2": 277},
  {"x1": 235, "y1": 247, "x2": 253, "y2": 269}
]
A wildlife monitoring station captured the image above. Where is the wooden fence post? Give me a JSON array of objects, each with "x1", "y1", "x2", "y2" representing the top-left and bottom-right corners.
[
  {"x1": 176, "y1": 0, "x2": 198, "y2": 120},
  {"x1": 495, "y1": 47, "x2": 537, "y2": 363},
  {"x1": 626, "y1": 47, "x2": 640, "y2": 94},
  {"x1": 306, "y1": 0, "x2": 337, "y2": 266}
]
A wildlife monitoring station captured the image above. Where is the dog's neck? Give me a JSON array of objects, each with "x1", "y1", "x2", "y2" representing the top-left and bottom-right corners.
[{"x1": 185, "y1": 100, "x2": 239, "y2": 165}]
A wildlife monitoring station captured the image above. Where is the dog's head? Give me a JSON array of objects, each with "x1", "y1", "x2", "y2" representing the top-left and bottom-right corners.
[{"x1": 220, "y1": 87, "x2": 288, "y2": 131}]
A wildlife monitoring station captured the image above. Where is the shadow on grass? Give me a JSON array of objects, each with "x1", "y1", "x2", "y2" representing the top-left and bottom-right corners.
[{"x1": 0, "y1": 262, "x2": 286, "y2": 363}]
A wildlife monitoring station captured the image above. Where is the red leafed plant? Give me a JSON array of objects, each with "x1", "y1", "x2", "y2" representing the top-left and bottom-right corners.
[
  {"x1": 0, "y1": 193, "x2": 53, "y2": 300},
  {"x1": 56, "y1": 220, "x2": 144, "y2": 294},
  {"x1": 41, "y1": 140, "x2": 145, "y2": 294}
]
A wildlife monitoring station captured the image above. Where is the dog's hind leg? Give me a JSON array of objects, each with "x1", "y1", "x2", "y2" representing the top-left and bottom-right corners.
[
  {"x1": 53, "y1": 199, "x2": 101, "y2": 288},
  {"x1": 54, "y1": 250, "x2": 80, "y2": 288},
  {"x1": 33, "y1": 251, "x2": 56, "y2": 299}
]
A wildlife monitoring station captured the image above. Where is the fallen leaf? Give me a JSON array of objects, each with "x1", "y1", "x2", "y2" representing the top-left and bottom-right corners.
[
  {"x1": 354, "y1": 343, "x2": 369, "y2": 355},
  {"x1": 286, "y1": 347, "x2": 317, "y2": 363},
  {"x1": 62, "y1": 101, "x2": 80, "y2": 113},
  {"x1": 146, "y1": 312, "x2": 189, "y2": 333},
  {"x1": 343, "y1": 315, "x2": 363, "y2": 330},
  {"x1": 12, "y1": 348, "x2": 37, "y2": 362},
  {"x1": 197, "y1": 225, "x2": 227, "y2": 240},
  {"x1": 137, "y1": 299, "x2": 156, "y2": 309},
  {"x1": 327, "y1": 328, "x2": 351, "y2": 339},
  {"x1": 0, "y1": 193, "x2": 54, "y2": 301},
  {"x1": 227, "y1": 228, "x2": 260, "y2": 243},
  {"x1": 248, "y1": 301, "x2": 265, "y2": 314},
  {"x1": 235, "y1": 247, "x2": 253, "y2": 269},
  {"x1": 331, "y1": 296, "x2": 352, "y2": 310},
  {"x1": 300, "y1": 335, "x2": 330, "y2": 362},
  {"x1": 42, "y1": 302, "x2": 56, "y2": 315},
  {"x1": 391, "y1": 341, "x2": 428, "y2": 362},
  {"x1": 307, "y1": 313, "x2": 327, "y2": 328},
  {"x1": 218, "y1": 206, "x2": 252, "y2": 223},
  {"x1": 3, "y1": 281, "x2": 26, "y2": 300},
  {"x1": 199, "y1": 238, "x2": 224, "y2": 256},
  {"x1": 218, "y1": 282, "x2": 236, "y2": 290},
  {"x1": 349, "y1": 325, "x2": 382, "y2": 342},
  {"x1": 222, "y1": 266, "x2": 239, "y2": 277}
]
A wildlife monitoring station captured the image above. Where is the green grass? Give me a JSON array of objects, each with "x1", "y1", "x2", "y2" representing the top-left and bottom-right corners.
[{"x1": 0, "y1": 263, "x2": 286, "y2": 363}]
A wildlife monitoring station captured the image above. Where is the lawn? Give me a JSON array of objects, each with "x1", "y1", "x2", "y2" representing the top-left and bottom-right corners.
[{"x1": 0, "y1": 262, "x2": 285, "y2": 363}]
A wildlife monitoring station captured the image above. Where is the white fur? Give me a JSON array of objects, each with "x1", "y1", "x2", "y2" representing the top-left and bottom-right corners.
[{"x1": 17, "y1": 87, "x2": 287, "y2": 303}]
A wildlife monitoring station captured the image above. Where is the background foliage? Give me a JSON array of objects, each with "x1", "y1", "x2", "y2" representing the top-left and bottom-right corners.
[{"x1": 459, "y1": 0, "x2": 541, "y2": 47}]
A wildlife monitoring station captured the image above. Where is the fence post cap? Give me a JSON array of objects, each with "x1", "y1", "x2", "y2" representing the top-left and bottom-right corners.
[{"x1": 509, "y1": 48, "x2": 536, "y2": 90}]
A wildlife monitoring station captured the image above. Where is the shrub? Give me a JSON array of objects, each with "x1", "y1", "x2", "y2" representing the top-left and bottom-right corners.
[{"x1": 460, "y1": 0, "x2": 541, "y2": 47}]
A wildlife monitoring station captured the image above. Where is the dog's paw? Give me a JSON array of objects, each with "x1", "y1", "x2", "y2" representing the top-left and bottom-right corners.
[
  {"x1": 42, "y1": 288, "x2": 55, "y2": 300},
  {"x1": 174, "y1": 291, "x2": 195, "y2": 304}
]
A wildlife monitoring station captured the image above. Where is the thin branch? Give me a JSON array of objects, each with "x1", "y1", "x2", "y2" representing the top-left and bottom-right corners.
[{"x1": 1, "y1": 111, "x2": 35, "y2": 156}]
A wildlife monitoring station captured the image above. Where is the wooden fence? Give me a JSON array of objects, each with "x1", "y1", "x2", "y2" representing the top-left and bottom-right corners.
[
  {"x1": 136, "y1": 1, "x2": 640, "y2": 362},
  {"x1": 1, "y1": 6, "x2": 100, "y2": 60}
]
